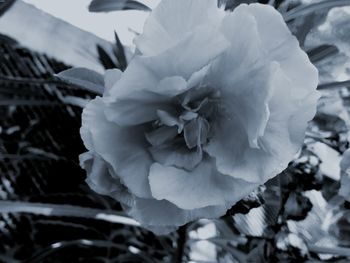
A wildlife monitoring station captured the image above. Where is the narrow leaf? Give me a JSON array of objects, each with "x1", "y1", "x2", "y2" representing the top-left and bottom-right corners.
[
  {"x1": 56, "y1": 67, "x2": 104, "y2": 94},
  {"x1": 307, "y1": 44, "x2": 339, "y2": 63},
  {"x1": 318, "y1": 80, "x2": 350, "y2": 90},
  {"x1": 0, "y1": 200, "x2": 140, "y2": 226},
  {"x1": 114, "y1": 31, "x2": 127, "y2": 71},
  {"x1": 89, "y1": 0, "x2": 151, "y2": 12}
]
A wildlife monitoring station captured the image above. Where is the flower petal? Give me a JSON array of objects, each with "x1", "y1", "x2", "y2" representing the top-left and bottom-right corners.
[
  {"x1": 221, "y1": 62, "x2": 278, "y2": 149},
  {"x1": 105, "y1": 90, "x2": 171, "y2": 126},
  {"x1": 145, "y1": 126, "x2": 178, "y2": 146},
  {"x1": 205, "y1": 63, "x2": 316, "y2": 183},
  {"x1": 149, "y1": 161, "x2": 258, "y2": 209},
  {"x1": 135, "y1": 0, "x2": 224, "y2": 55},
  {"x1": 208, "y1": 7, "x2": 273, "y2": 148},
  {"x1": 258, "y1": 65, "x2": 319, "y2": 157},
  {"x1": 204, "y1": 112, "x2": 260, "y2": 183},
  {"x1": 245, "y1": 3, "x2": 319, "y2": 100},
  {"x1": 105, "y1": 25, "x2": 228, "y2": 126},
  {"x1": 81, "y1": 97, "x2": 153, "y2": 198},
  {"x1": 156, "y1": 76, "x2": 188, "y2": 97},
  {"x1": 126, "y1": 198, "x2": 228, "y2": 228},
  {"x1": 80, "y1": 152, "x2": 134, "y2": 206},
  {"x1": 104, "y1": 69, "x2": 122, "y2": 94},
  {"x1": 184, "y1": 117, "x2": 210, "y2": 149},
  {"x1": 149, "y1": 143, "x2": 203, "y2": 171}
]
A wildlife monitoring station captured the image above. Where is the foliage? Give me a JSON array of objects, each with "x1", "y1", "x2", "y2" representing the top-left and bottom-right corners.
[{"x1": 96, "y1": 32, "x2": 127, "y2": 72}]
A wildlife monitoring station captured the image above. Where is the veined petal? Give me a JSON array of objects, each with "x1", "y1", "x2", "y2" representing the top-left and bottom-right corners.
[
  {"x1": 149, "y1": 161, "x2": 258, "y2": 209},
  {"x1": 81, "y1": 97, "x2": 153, "y2": 198},
  {"x1": 135, "y1": 0, "x2": 224, "y2": 55}
]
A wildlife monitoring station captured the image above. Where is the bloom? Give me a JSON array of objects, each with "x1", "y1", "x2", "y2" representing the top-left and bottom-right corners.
[{"x1": 80, "y1": 0, "x2": 319, "y2": 233}]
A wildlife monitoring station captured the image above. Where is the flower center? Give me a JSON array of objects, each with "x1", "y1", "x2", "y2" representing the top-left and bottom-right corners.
[{"x1": 145, "y1": 90, "x2": 220, "y2": 150}]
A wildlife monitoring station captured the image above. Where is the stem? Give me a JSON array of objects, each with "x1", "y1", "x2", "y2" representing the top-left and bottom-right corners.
[{"x1": 174, "y1": 225, "x2": 187, "y2": 263}]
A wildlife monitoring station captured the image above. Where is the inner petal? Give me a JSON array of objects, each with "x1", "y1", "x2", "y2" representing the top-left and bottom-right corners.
[
  {"x1": 184, "y1": 117, "x2": 210, "y2": 149},
  {"x1": 149, "y1": 142, "x2": 203, "y2": 171},
  {"x1": 145, "y1": 126, "x2": 178, "y2": 146},
  {"x1": 157, "y1": 109, "x2": 184, "y2": 132}
]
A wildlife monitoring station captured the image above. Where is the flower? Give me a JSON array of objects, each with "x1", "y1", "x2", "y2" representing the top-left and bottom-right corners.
[{"x1": 80, "y1": 0, "x2": 319, "y2": 234}]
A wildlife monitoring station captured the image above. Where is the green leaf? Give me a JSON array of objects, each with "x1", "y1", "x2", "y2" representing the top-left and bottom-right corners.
[
  {"x1": 284, "y1": 0, "x2": 350, "y2": 22},
  {"x1": 89, "y1": 0, "x2": 151, "y2": 12},
  {"x1": 56, "y1": 67, "x2": 104, "y2": 94}
]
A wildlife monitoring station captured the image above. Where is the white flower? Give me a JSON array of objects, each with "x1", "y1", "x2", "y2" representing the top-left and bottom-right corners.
[{"x1": 80, "y1": 0, "x2": 319, "y2": 234}]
